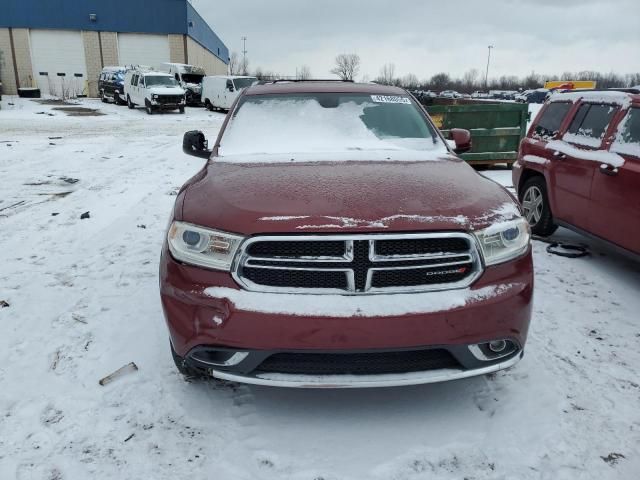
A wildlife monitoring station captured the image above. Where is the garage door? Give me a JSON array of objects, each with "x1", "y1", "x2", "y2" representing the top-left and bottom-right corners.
[
  {"x1": 30, "y1": 29, "x2": 87, "y2": 97},
  {"x1": 118, "y1": 33, "x2": 169, "y2": 68}
]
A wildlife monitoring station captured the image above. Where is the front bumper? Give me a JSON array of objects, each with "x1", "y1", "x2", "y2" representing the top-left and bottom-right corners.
[
  {"x1": 200, "y1": 353, "x2": 523, "y2": 388},
  {"x1": 160, "y1": 246, "x2": 533, "y2": 387},
  {"x1": 150, "y1": 98, "x2": 185, "y2": 109}
]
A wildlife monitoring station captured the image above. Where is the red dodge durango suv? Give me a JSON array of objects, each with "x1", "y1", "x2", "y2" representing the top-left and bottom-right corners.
[
  {"x1": 160, "y1": 81, "x2": 533, "y2": 388},
  {"x1": 513, "y1": 89, "x2": 640, "y2": 258}
]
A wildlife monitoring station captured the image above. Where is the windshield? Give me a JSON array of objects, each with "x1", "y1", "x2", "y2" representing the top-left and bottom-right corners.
[
  {"x1": 145, "y1": 76, "x2": 178, "y2": 87},
  {"x1": 219, "y1": 93, "x2": 443, "y2": 157},
  {"x1": 182, "y1": 74, "x2": 204, "y2": 84},
  {"x1": 233, "y1": 77, "x2": 258, "y2": 90}
]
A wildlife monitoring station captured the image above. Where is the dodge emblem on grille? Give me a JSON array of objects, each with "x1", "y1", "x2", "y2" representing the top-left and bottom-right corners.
[{"x1": 425, "y1": 267, "x2": 468, "y2": 276}]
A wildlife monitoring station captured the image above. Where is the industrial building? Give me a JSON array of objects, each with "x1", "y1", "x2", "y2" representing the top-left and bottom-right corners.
[{"x1": 0, "y1": 0, "x2": 229, "y2": 97}]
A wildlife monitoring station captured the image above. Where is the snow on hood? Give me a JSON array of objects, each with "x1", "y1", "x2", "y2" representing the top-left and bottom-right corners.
[
  {"x1": 180, "y1": 159, "x2": 521, "y2": 234},
  {"x1": 183, "y1": 82, "x2": 202, "y2": 92}
]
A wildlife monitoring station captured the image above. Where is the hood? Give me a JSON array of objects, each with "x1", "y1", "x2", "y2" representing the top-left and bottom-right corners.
[
  {"x1": 183, "y1": 82, "x2": 202, "y2": 92},
  {"x1": 149, "y1": 86, "x2": 185, "y2": 95},
  {"x1": 180, "y1": 157, "x2": 520, "y2": 235}
]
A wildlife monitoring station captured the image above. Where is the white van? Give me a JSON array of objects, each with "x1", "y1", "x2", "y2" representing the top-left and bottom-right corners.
[
  {"x1": 162, "y1": 63, "x2": 205, "y2": 105},
  {"x1": 124, "y1": 67, "x2": 186, "y2": 114},
  {"x1": 201, "y1": 76, "x2": 258, "y2": 111}
]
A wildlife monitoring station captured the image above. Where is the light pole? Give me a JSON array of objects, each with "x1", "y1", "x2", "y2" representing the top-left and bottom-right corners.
[
  {"x1": 485, "y1": 45, "x2": 494, "y2": 90},
  {"x1": 241, "y1": 36, "x2": 248, "y2": 75}
]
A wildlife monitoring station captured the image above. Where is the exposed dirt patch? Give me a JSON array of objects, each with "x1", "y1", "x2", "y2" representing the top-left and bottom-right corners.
[
  {"x1": 51, "y1": 107, "x2": 105, "y2": 117},
  {"x1": 34, "y1": 99, "x2": 77, "y2": 106}
]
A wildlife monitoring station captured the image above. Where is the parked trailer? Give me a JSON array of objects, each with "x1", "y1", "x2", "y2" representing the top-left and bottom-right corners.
[{"x1": 422, "y1": 99, "x2": 529, "y2": 167}]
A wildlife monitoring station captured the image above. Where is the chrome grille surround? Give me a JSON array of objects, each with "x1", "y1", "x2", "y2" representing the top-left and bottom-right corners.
[{"x1": 232, "y1": 233, "x2": 483, "y2": 295}]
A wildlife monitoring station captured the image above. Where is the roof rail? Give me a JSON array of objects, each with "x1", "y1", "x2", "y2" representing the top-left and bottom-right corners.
[
  {"x1": 266, "y1": 79, "x2": 355, "y2": 84},
  {"x1": 555, "y1": 87, "x2": 640, "y2": 94},
  {"x1": 124, "y1": 64, "x2": 155, "y2": 72}
]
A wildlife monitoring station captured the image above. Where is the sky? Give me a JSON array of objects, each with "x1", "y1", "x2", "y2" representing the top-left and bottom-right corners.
[{"x1": 190, "y1": 0, "x2": 640, "y2": 81}]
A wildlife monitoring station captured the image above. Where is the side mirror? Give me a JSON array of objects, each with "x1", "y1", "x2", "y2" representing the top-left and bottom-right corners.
[
  {"x1": 183, "y1": 130, "x2": 212, "y2": 159},
  {"x1": 448, "y1": 128, "x2": 472, "y2": 154},
  {"x1": 226, "y1": 82, "x2": 235, "y2": 92}
]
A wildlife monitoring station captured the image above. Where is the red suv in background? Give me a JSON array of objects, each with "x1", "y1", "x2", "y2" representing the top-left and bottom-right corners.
[
  {"x1": 161, "y1": 81, "x2": 533, "y2": 388},
  {"x1": 513, "y1": 89, "x2": 640, "y2": 257}
]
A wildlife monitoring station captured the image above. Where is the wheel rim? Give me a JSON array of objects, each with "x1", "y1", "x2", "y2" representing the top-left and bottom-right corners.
[{"x1": 522, "y1": 186, "x2": 544, "y2": 225}]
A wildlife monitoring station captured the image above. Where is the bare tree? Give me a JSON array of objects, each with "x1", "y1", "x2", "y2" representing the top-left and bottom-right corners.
[
  {"x1": 461, "y1": 68, "x2": 479, "y2": 90},
  {"x1": 400, "y1": 73, "x2": 419, "y2": 89},
  {"x1": 296, "y1": 65, "x2": 312, "y2": 80},
  {"x1": 429, "y1": 72, "x2": 451, "y2": 91},
  {"x1": 377, "y1": 63, "x2": 396, "y2": 85},
  {"x1": 228, "y1": 52, "x2": 240, "y2": 75},
  {"x1": 253, "y1": 68, "x2": 281, "y2": 81},
  {"x1": 240, "y1": 56, "x2": 250, "y2": 76},
  {"x1": 331, "y1": 53, "x2": 360, "y2": 81}
]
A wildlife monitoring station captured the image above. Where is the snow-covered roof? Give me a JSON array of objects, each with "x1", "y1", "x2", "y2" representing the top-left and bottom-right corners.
[{"x1": 550, "y1": 90, "x2": 638, "y2": 108}]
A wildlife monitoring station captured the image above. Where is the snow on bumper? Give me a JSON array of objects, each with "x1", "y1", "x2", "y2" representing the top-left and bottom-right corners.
[{"x1": 160, "y1": 250, "x2": 534, "y2": 356}]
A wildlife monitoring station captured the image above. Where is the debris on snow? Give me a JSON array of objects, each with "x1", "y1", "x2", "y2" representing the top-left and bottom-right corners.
[
  {"x1": 60, "y1": 177, "x2": 79, "y2": 184},
  {"x1": 71, "y1": 312, "x2": 87, "y2": 324},
  {"x1": 50, "y1": 350, "x2": 61, "y2": 370},
  {"x1": 80, "y1": 211, "x2": 90, "y2": 220},
  {"x1": 99, "y1": 362, "x2": 139, "y2": 386},
  {"x1": 601, "y1": 452, "x2": 625, "y2": 465},
  {"x1": 0, "y1": 300, "x2": 9, "y2": 308}
]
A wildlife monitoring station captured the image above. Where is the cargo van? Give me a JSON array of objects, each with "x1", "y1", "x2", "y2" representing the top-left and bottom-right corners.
[
  {"x1": 124, "y1": 67, "x2": 186, "y2": 114},
  {"x1": 201, "y1": 75, "x2": 258, "y2": 111}
]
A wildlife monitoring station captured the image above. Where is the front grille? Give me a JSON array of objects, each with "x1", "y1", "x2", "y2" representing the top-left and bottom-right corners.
[
  {"x1": 371, "y1": 265, "x2": 472, "y2": 288},
  {"x1": 375, "y1": 237, "x2": 469, "y2": 256},
  {"x1": 255, "y1": 349, "x2": 461, "y2": 375},
  {"x1": 234, "y1": 233, "x2": 481, "y2": 294},
  {"x1": 248, "y1": 240, "x2": 346, "y2": 258},
  {"x1": 243, "y1": 267, "x2": 348, "y2": 289},
  {"x1": 157, "y1": 95, "x2": 183, "y2": 104}
]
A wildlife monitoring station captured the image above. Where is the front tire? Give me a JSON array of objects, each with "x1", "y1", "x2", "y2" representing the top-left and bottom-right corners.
[
  {"x1": 127, "y1": 96, "x2": 135, "y2": 109},
  {"x1": 520, "y1": 176, "x2": 558, "y2": 236},
  {"x1": 100, "y1": 90, "x2": 107, "y2": 103},
  {"x1": 179, "y1": 106, "x2": 185, "y2": 114},
  {"x1": 145, "y1": 100, "x2": 154, "y2": 115}
]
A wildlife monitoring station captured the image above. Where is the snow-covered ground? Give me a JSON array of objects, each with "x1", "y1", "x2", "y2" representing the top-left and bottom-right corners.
[{"x1": 1, "y1": 97, "x2": 639, "y2": 479}]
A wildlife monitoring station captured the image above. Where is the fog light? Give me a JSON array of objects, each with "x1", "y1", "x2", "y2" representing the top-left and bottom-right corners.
[{"x1": 489, "y1": 340, "x2": 507, "y2": 353}]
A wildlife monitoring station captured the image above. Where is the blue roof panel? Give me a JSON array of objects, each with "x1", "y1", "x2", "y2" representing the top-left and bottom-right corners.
[{"x1": 1, "y1": 0, "x2": 228, "y2": 63}]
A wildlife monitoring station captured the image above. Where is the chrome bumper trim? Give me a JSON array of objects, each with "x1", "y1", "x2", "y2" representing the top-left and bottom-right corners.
[
  {"x1": 207, "y1": 352, "x2": 523, "y2": 389},
  {"x1": 190, "y1": 351, "x2": 249, "y2": 367}
]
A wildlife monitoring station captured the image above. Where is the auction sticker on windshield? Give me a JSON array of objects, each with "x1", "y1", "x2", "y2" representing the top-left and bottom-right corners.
[{"x1": 370, "y1": 95, "x2": 411, "y2": 104}]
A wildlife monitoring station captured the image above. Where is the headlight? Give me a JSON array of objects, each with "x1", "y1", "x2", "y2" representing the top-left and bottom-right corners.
[
  {"x1": 167, "y1": 222, "x2": 245, "y2": 271},
  {"x1": 152, "y1": 94, "x2": 158, "y2": 100},
  {"x1": 474, "y1": 217, "x2": 530, "y2": 266}
]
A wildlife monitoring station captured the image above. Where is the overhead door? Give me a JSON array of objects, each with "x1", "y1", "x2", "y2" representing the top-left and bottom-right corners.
[
  {"x1": 30, "y1": 29, "x2": 87, "y2": 97},
  {"x1": 118, "y1": 33, "x2": 170, "y2": 68}
]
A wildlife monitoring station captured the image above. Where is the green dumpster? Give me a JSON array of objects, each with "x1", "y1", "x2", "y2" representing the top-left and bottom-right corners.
[{"x1": 424, "y1": 100, "x2": 529, "y2": 166}]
